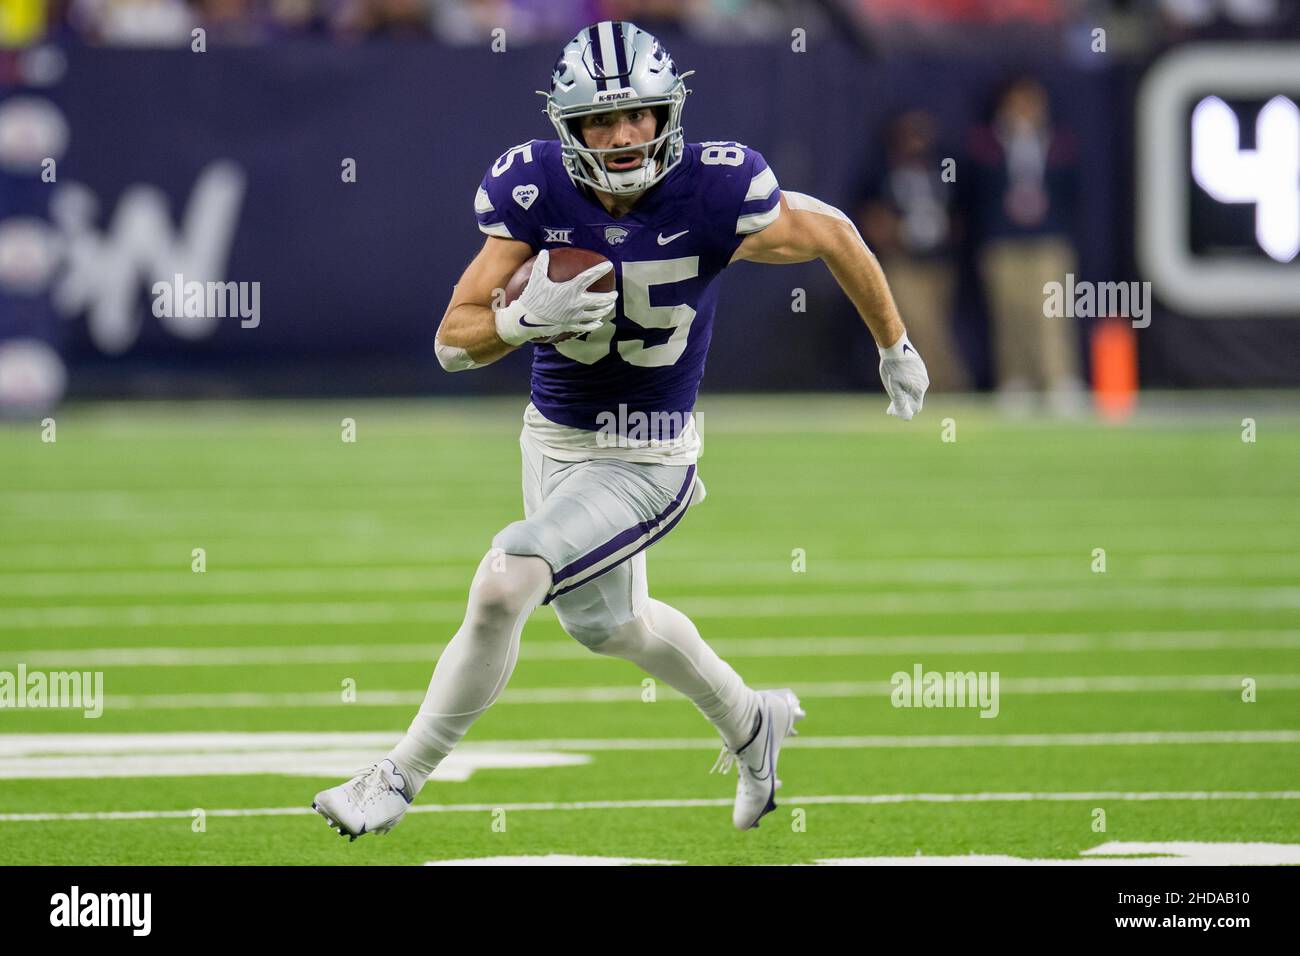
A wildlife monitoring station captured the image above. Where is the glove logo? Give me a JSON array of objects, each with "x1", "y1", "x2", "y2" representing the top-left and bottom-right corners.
[
  {"x1": 902, "y1": 343, "x2": 914, "y2": 355},
  {"x1": 512, "y1": 184, "x2": 539, "y2": 210}
]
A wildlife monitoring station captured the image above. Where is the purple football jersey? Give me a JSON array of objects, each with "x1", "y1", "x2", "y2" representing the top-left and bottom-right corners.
[{"x1": 474, "y1": 139, "x2": 781, "y2": 436}]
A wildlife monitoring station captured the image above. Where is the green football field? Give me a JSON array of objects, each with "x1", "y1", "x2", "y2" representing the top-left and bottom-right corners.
[{"x1": 1, "y1": 393, "x2": 1298, "y2": 866}]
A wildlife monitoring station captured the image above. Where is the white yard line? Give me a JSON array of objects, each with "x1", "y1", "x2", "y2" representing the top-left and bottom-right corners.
[
  {"x1": 818, "y1": 842, "x2": 1300, "y2": 866},
  {"x1": 54, "y1": 674, "x2": 1300, "y2": 710},
  {"x1": 0, "y1": 750, "x2": 591, "y2": 781},
  {"x1": 3, "y1": 791, "x2": 1299, "y2": 824},
  {"x1": 0, "y1": 602, "x2": 467, "y2": 629},
  {"x1": 4, "y1": 586, "x2": 1300, "y2": 628},
  {"x1": 1, "y1": 729, "x2": 1294, "y2": 782},
  {"x1": 1, "y1": 729, "x2": 1296, "y2": 757},
  {"x1": 2, "y1": 544, "x2": 1297, "y2": 573},
  {"x1": 5, "y1": 630, "x2": 1299, "y2": 668},
  {"x1": 4, "y1": 554, "x2": 1300, "y2": 595},
  {"x1": 0, "y1": 568, "x2": 469, "y2": 597}
]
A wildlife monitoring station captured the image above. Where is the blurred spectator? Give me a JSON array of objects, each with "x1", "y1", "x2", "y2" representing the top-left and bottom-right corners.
[
  {"x1": 1075, "y1": 0, "x2": 1300, "y2": 56},
  {"x1": 265, "y1": 0, "x2": 333, "y2": 37},
  {"x1": 604, "y1": 0, "x2": 692, "y2": 27},
  {"x1": 854, "y1": 0, "x2": 1069, "y2": 53},
  {"x1": 680, "y1": 0, "x2": 786, "y2": 41},
  {"x1": 195, "y1": 0, "x2": 274, "y2": 43},
  {"x1": 336, "y1": 0, "x2": 434, "y2": 39},
  {"x1": 859, "y1": 0, "x2": 1066, "y2": 23},
  {"x1": 857, "y1": 109, "x2": 970, "y2": 392},
  {"x1": 68, "y1": 0, "x2": 195, "y2": 46},
  {"x1": 965, "y1": 75, "x2": 1084, "y2": 414},
  {"x1": 1156, "y1": 0, "x2": 1296, "y2": 38},
  {"x1": 428, "y1": 0, "x2": 602, "y2": 46},
  {"x1": 33, "y1": 0, "x2": 812, "y2": 45},
  {"x1": 40, "y1": 0, "x2": 1295, "y2": 48}
]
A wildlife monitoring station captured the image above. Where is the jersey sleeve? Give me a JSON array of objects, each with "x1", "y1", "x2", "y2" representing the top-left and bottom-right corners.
[
  {"x1": 734, "y1": 148, "x2": 781, "y2": 236},
  {"x1": 473, "y1": 141, "x2": 544, "y2": 247},
  {"x1": 696, "y1": 143, "x2": 782, "y2": 263}
]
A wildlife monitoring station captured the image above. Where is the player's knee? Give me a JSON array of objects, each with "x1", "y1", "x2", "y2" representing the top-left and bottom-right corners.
[
  {"x1": 470, "y1": 574, "x2": 521, "y2": 625},
  {"x1": 577, "y1": 613, "x2": 648, "y2": 655},
  {"x1": 467, "y1": 551, "x2": 550, "y2": 626},
  {"x1": 491, "y1": 521, "x2": 547, "y2": 564}
]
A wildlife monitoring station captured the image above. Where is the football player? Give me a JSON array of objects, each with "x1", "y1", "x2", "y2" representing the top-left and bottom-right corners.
[{"x1": 313, "y1": 20, "x2": 929, "y2": 840}]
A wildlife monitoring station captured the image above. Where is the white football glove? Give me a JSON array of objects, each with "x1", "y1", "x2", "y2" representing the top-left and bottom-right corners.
[
  {"x1": 878, "y1": 332, "x2": 930, "y2": 421},
  {"x1": 495, "y1": 249, "x2": 618, "y2": 347}
]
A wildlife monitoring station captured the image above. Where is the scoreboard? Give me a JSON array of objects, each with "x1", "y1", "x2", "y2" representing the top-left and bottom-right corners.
[{"x1": 1137, "y1": 45, "x2": 1300, "y2": 316}]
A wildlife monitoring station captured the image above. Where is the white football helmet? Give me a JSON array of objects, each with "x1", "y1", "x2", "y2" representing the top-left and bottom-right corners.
[{"x1": 540, "y1": 20, "x2": 692, "y2": 196}]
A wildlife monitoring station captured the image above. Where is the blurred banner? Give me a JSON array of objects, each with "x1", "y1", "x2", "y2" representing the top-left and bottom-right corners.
[{"x1": 1, "y1": 38, "x2": 1298, "y2": 403}]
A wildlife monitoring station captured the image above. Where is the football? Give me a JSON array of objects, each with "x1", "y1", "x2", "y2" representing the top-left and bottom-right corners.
[{"x1": 503, "y1": 246, "x2": 616, "y2": 344}]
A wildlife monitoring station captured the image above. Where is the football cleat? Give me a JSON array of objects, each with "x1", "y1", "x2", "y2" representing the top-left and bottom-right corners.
[
  {"x1": 710, "y1": 688, "x2": 805, "y2": 830},
  {"x1": 312, "y1": 759, "x2": 413, "y2": 841}
]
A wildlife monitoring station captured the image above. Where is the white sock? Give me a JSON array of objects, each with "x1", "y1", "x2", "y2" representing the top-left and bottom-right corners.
[
  {"x1": 590, "y1": 598, "x2": 760, "y2": 752},
  {"x1": 386, "y1": 551, "x2": 551, "y2": 795}
]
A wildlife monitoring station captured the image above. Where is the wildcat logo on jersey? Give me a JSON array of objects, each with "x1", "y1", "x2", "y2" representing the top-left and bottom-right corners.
[
  {"x1": 512, "y1": 184, "x2": 539, "y2": 209},
  {"x1": 544, "y1": 228, "x2": 574, "y2": 244},
  {"x1": 604, "y1": 225, "x2": 630, "y2": 246}
]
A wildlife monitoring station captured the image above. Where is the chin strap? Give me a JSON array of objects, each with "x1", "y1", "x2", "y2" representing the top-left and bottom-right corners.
[{"x1": 591, "y1": 153, "x2": 664, "y2": 196}]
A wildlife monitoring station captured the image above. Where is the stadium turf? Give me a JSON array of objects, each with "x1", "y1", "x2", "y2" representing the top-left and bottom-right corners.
[{"x1": 1, "y1": 394, "x2": 1298, "y2": 865}]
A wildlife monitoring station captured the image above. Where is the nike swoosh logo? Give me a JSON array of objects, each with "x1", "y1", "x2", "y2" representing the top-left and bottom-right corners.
[
  {"x1": 902, "y1": 343, "x2": 914, "y2": 355},
  {"x1": 657, "y1": 230, "x2": 689, "y2": 245},
  {"x1": 745, "y1": 717, "x2": 774, "y2": 782},
  {"x1": 519, "y1": 318, "x2": 547, "y2": 328}
]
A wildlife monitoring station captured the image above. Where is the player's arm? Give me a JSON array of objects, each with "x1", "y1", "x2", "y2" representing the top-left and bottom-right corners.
[
  {"x1": 732, "y1": 191, "x2": 905, "y2": 346},
  {"x1": 435, "y1": 236, "x2": 534, "y2": 372},
  {"x1": 436, "y1": 238, "x2": 618, "y2": 373},
  {"x1": 730, "y1": 191, "x2": 930, "y2": 420}
]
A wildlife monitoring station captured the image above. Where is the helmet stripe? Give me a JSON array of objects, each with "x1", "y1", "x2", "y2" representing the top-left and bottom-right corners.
[
  {"x1": 596, "y1": 20, "x2": 619, "y2": 91},
  {"x1": 612, "y1": 20, "x2": 629, "y2": 78},
  {"x1": 585, "y1": 24, "x2": 604, "y2": 89}
]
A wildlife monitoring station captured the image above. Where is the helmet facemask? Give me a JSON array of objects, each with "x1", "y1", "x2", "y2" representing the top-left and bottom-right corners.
[{"x1": 546, "y1": 80, "x2": 690, "y2": 196}]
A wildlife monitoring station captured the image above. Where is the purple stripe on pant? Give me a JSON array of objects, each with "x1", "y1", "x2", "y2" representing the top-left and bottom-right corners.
[{"x1": 544, "y1": 464, "x2": 697, "y2": 604}]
